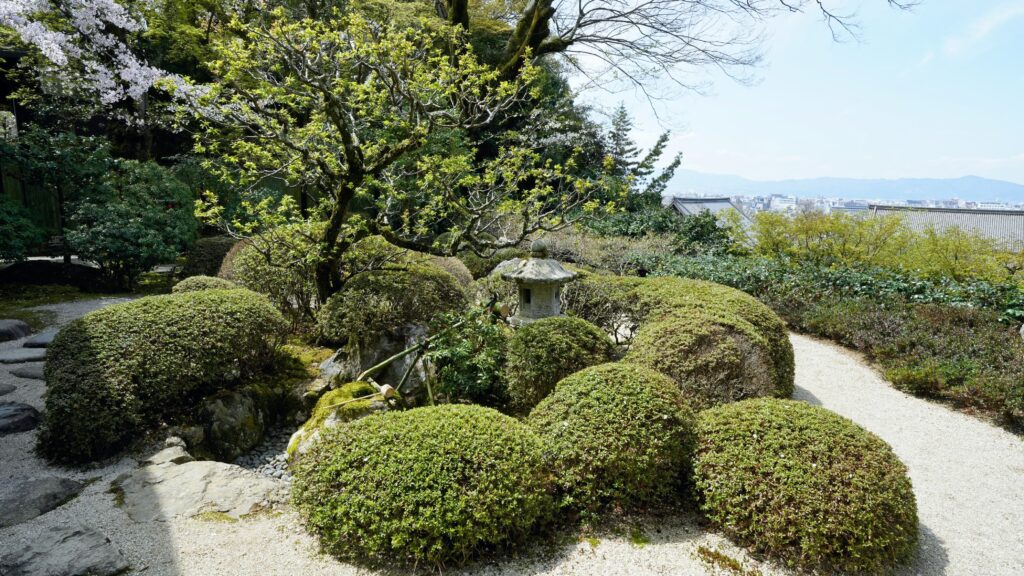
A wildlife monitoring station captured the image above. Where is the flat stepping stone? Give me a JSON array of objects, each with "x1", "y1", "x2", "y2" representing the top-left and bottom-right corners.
[
  {"x1": 0, "y1": 319, "x2": 31, "y2": 343},
  {"x1": 0, "y1": 383, "x2": 13, "y2": 396},
  {"x1": 0, "y1": 476, "x2": 84, "y2": 528},
  {"x1": 0, "y1": 402, "x2": 40, "y2": 435},
  {"x1": 11, "y1": 363, "x2": 44, "y2": 381},
  {"x1": 0, "y1": 348, "x2": 46, "y2": 364},
  {"x1": 0, "y1": 524, "x2": 129, "y2": 576},
  {"x1": 23, "y1": 328, "x2": 58, "y2": 348}
]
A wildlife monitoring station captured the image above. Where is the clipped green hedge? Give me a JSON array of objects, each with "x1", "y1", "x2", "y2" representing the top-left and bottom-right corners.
[
  {"x1": 292, "y1": 404, "x2": 553, "y2": 567},
  {"x1": 38, "y1": 289, "x2": 287, "y2": 464},
  {"x1": 528, "y1": 363, "x2": 696, "y2": 515},
  {"x1": 694, "y1": 399, "x2": 918, "y2": 573},
  {"x1": 180, "y1": 236, "x2": 238, "y2": 278},
  {"x1": 504, "y1": 316, "x2": 615, "y2": 413},
  {"x1": 171, "y1": 275, "x2": 240, "y2": 293},
  {"x1": 316, "y1": 264, "x2": 467, "y2": 345},
  {"x1": 635, "y1": 277, "x2": 794, "y2": 397},
  {"x1": 626, "y1": 312, "x2": 782, "y2": 411}
]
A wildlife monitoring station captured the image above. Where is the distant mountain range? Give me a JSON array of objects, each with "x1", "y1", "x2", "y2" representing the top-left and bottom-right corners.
[{"x1": 667, "y1": 171, "x2": 1024, "y2": 203}]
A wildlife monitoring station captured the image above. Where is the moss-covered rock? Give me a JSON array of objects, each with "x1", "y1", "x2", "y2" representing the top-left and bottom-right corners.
[{"x1": 287, "y1": 381, "x2": 383, "y2": 459}]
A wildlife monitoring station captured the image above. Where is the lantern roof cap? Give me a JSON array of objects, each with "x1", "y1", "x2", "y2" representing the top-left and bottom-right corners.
[{"x1": 497, "y1": 242, "x2": 576, "y2": 284}]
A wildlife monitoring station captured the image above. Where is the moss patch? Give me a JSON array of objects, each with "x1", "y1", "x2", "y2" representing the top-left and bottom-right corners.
[
  {"x1": 191, "y1": 511, "x2": 239, "y2": 523},
  {"x1": 287, "y1": 381, "x2": 381, "y2": 458}
]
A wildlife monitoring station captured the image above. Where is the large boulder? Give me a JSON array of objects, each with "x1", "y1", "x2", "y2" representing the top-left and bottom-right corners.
[
  {"x1": 287, "y1": 381, "x2": 385, "y2": 459},
  {"x1": 201, "y1": 391, "x2": 265, "y2": 462},
  {"x1": 0, "y1": 476, "x2": 84, "y2": 528},
  {"x1": 0, "y1": 319, "x2": 31, "y2": 343},
  {"x1": 113, "y1": 458, "x2": 284, "y2": 523},
  {"x1": 0, "y1": 524, "x2": 129, "y2": 576},
  {"x1": 319, "y1": 324, "x2": 430, "y2": 396},
  {"x1": 0, "y1": 402, "x2": 40, "y2": 435}
]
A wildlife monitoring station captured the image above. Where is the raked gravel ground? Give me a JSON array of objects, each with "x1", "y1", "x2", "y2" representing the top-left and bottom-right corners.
[{"x1": 2, "y1": 298, "x2": 1022, "y2": 575}]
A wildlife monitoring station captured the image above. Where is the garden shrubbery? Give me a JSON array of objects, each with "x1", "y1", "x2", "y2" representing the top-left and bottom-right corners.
[
  {"x1": 649, "y1": 253, "x2": 1024, "y2": 426},
  {"x1": 626, "y1": 313, "x2": 781, "y2": 411},
  {"x1": 694, "y1": 398, "x2": 918, "y2": 573},
  {"x1": 425, "y1": 309, "x2": 511, "y2": 407},
  {"x1": 38, "y1": 289, "x2": 286, "y2": 464},
  {"x1": 292, "y1": 404, "x2": 553, "y2": 567},
  {"x1": 180, "y1": 236, "x2": 238, "y2": 278},
  {"x1": 528, "y1": 363, "x2": 696, "y2": 515},
  {"x1": 504, "y1": 316, "x2": 615, "y2": 412},
  {"x1": 172, "y1": 275, "x2": 239, "y2": 293},
  {"x1": 317, "y1": 264, "x2": 467, "y2": 345}
]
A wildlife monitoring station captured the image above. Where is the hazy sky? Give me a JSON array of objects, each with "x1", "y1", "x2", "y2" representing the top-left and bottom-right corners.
[{"x1": 578, "y1": 1, "x2": 1024, "y2": 184}]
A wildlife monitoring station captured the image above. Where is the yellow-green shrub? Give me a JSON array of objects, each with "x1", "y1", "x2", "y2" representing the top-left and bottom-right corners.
[
  {"x1": 172, "y1": 275, "x2": 240, "y2": 293},
  {"x1": 528, "y1": 363, "x2": 696, "y2": 515},
  {"x1": 695, "y1": 399, "x2": 918, "y2": 573},
  {"x1": 38, "y1": 289, "x2": 287, "y2": 464},
  {"x1": 504, "y1": 316, "x2": 615, "y2": 413},
  {"x1": 316, "y1": 264, "x2": 467, "y2": 345},
  {"x1": 291, "y1": 405, "x2": 553, "y2": 567}
]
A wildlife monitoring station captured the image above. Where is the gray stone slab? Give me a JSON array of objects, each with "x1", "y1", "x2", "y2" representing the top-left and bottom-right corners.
[
  {"x1": 0, "y1": 383, "x2": 13, "y2": 396},
  {"x1": 23, "y1": 328, "x2": 58, "y2": 348},
  {"x1": 0, "y1": 402, "x2": 40, "y2": 435},
  {"x1": 0, "y1": 524, "x2": 129, "y2": 576},
  {"x1": 0, "y1": 476, "x2": 84, "y2": 528},
  {"x1": 10, "y1": 363, "x2": 45, "y2": 381},
  {"x1": 0, "y1": 348, "x2": 46, "y2": 364},
  {"x1": 0, "y1": 319, "x2": 31, "y2": 343}
]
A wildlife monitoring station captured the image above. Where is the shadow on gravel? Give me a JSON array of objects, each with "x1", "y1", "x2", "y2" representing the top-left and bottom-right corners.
[{"x1": 900, "y1": 523, "x2": 949, "y2": 576}]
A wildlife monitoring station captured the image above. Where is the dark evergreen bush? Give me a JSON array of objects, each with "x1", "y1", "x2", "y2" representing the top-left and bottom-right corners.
[
  {"x1": 528, "y1": 363, "x2": 696, "y2": 515},
  {"x1": 38, "y1": 289, "x2": 286, "y2": 464},
  {"x1": 180, "y1": 236, "x2": 238, "y2": 278},
  {"x1": 292, "y1": 404, "x2": 553, "y2": 567},
  {"x1": 695, "y1": 398, "x2": 918, "y2": 573},
  {"x1": 504, "y1": 316, "x2": 615, "y2": 413}
]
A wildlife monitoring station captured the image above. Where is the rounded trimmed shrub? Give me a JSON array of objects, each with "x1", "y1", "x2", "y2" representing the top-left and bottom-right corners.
[
  {"x1": 694, "y1": 399, "x2": 918, "y2": 573},
  {"x1": 171, "y1": 274, "x2": 240, "y2": 293},
  {"x1": 504, "y1": 316, "x2": 615, "y2": 413},
  {"x1": 626, "y1": 312, "x2": 781, "y2": 411},
  {"x1": 635, "y1": 277, "x2": 794, "y2": 397},
  {"x1": 292, "y1": 404, "x2": 554, "y2": 567},
  {"x1": 528, "y1": 363, "x2": 696, "y2": 515},
  {"x1": 316, "y1": 264, "x2": 467, "y2": 345},
  {"x1": 180, "y1": 236, "x2": 238, "y2": 278},
  {"x1": 429, "y1": 255, "x2": 474, "y2": 287},
  {"x1": 38, "y1": 289, "x2": 287, "y2": 464}
]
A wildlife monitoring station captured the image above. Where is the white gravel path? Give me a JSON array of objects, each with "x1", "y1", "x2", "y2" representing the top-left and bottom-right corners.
[
  {"x1": 3, "y1": 300, "x2": 1022, "y2": 576},
  {"x1": 791, "y1": 333, "x2": 1024, "y2": 576}
]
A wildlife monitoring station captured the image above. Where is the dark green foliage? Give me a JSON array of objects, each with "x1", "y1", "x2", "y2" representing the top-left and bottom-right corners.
[
  {"x1": 527, "y1": 363, "x2": 696, "y2": 515},
  {"x1": 317, "y1": 264, "x2": 468, "y2": 345},
  {"x1": 180, "y1": 236, "x2": 238, "y2": 278},
  {"x1": 561, "y1": 270, "x2": 645, "y2": 343},
  {"x1": 648, "y1": 254, "x2": 1024, "y2": 427},
  {"x1": 695, "y1": 399, "x2": 918, "y2": 573},
  {"x1": 425, "y1": 310, "x2": 511, "y2": 407},
  {"x1": 172, "y1": 275, "x2": 239, "y2": 293},
  {"x1": 627, "y1": 313, "x2": 783, "y2": 411},
  {"x1": 291, "y1": 405, "x2": 554, "y2": 567},
  {"x1": 38, "y1": 289, "x2": 286, "y2": 464},
  {"x1": 459, "y1": 247, "x2": 528, "y2": 279},
  {"x1": 505, "y1": 316, "x2": 615, "y2": 413},
  {"x1": 0, "y1": 195, "x2": 45, "y2": 261},
  {"x1": 66, "y1": 160, "x2": 197, "y2": 289}
]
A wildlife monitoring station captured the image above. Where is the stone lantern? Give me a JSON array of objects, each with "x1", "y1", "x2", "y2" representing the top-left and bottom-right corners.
[{"x1": 499, "y1": 240, "x2": 577, "y2": 326}]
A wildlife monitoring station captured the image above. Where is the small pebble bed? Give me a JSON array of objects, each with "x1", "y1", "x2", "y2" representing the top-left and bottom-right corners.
[{"x1": 234, "y1": 426, "x2": 294, "y2": 482}]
